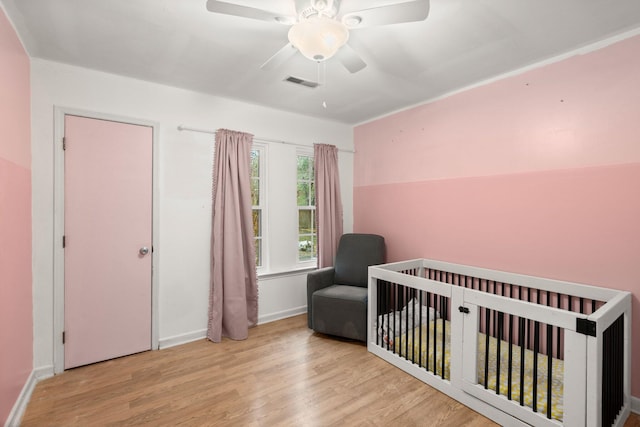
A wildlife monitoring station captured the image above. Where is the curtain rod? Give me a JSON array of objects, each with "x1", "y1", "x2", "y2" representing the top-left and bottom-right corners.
[{"x1": 177, "y1": 125, "x2": 355, "y2": 154}]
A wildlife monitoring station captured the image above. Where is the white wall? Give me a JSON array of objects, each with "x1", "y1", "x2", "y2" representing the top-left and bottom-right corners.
[{"x1": 31, "y1": 59, "x2": 354, "y2": 369}]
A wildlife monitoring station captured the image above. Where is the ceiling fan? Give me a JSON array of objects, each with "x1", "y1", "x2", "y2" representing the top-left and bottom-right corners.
[{"x1": 206, "y1": 0, "x2": 430, "y2": 73}]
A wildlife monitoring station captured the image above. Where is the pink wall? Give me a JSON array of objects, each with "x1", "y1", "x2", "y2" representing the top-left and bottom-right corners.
[
  {"x1": 0, "y1": 6, "x2": 32, "y2": 424},
  {"x1": 354, "y1": 35, "x2": 640, "y2": 397}
]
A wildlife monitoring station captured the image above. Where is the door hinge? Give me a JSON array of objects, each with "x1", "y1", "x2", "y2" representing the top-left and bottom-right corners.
[
  {"x1": 576, "y1": 318, "x2": 597, "y2": 337},
  {"x1": 63, "y1": 137, "x2": 66, "y2": 151},
  {"x1": 458, "y1": 306, "x2": 470, "y2": 314},
  {"x1": 62, "y1": 331, "x2": 66, "y2": 344},
  {"x1": 62, "y1": 235, "x2": 66, "y2": 248}
]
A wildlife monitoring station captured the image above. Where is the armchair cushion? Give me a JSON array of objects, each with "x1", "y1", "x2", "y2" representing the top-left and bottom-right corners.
[
  {"x1": 334, "y1": 234, "x2": 386, "y2": 287},
  {"x1": 311, "y1": 285, "x2": 368, "y2": 341}
]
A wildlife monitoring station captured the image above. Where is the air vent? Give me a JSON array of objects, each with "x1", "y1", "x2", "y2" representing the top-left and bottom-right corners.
[{"x1": 284, "y1": 76, "x2": 319, "y2": 89}]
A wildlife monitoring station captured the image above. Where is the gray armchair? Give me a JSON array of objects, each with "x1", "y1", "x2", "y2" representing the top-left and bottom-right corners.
[{"x1": 306, "y1": 233, "x2": 385, "y2": 342}]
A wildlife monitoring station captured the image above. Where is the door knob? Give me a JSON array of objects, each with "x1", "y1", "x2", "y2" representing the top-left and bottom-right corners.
[{"x1": 139, "y1": 247, "x2": 150, "y2": 256}]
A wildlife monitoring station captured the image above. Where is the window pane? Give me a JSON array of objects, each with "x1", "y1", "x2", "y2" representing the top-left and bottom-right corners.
[
  {"x1": 297, "y1": 183, "x2": 309, "y2": 206},
  {"x1": 298, "y1": 236, "x2": 313, "y2": 260},
  {"x1": 311, "y1": 235, "x2": 317, "y2": 258},
  {"x1": 251, "y1": 178, "x2": 260, "y2": 205},
  {"x1": 297, "y1": 153, "x2": 316, "y2": 263},
  {"x1": 251, "y1": 150, "x2": 260, "y2": 177},
  {"x1": 253, "y1": 209, "x2": 261, "y2": 237},
  {"x1": 298, "y1": 209, "x2": 311, "y2": 234},
  {"x1": 255, "y1": 238, "x2": 262, "y2": 267},
  {"x1": 297, "y1": 156, "x2": 310, "y2": 180}
]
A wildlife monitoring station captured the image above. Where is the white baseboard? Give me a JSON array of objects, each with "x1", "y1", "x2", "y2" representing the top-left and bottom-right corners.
[
  {"x1": 33, "y1": 365, "x2": 54, "y2": 381},
  {"x1": 3, "y1": 364, "x2": 54, "y2": 427},
  {"x1": 631, "y1": 395, "x2": 640, "y2": 415},
  {"x1": 258, "y1": 306, "x2": 306, "y2": 325},
  {"x1": 158, "y1": 329, "x2": 207, "y2": 350},
  {"x1": 158, "y1": 308, "x2": 307, "y2": 350}
]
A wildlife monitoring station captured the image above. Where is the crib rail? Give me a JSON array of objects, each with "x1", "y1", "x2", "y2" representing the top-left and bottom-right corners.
[
  {"x1": 368, "y1": 259, "x2": 631, "y2": 427},
  {"x1": 374, "y1": 258, "x2": 620, "y2": 306}
]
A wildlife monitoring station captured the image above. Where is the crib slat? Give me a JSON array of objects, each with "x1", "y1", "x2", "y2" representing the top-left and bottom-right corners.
[
  {"x1": 405, "y1": 285, "x2": 409, "y2": 363},
  {"x1": 547, "y1": 322, "x2": 552, "y2": 419},
  {"x1": 426, "y1": 291, "x2": 431, "y2": 373},
  {"x1": 526, "y1": 288, "x2": 532, "y2": 356},
  {"x1": 507, "y1": 285, "x2": 514, "y2": 401},
  {"x1": 546, "y1": 290, "x2": 553, "y2": 420},
  {"x1": 496, "y1": 311, "x2": 503, "y2": 396},
  {"x1": 484, "y1": 304, "x2": 490, "y2": 389},
  {"x1": 533, "y1": 319, "x2": 539, "y2": 413},
  {"x1": 419, "y1": 290, "x2": 423, "y2": 368},
  {"x1": 381, "y1": 281, "x2": 385, "y2": 349},
  {"x1": 385, "y1": 282, "x2": 393, "y2": 351},
  {"x1": 519, "y1": 316, "x2": 526, "y2": 406},
  {"x1": 433, "y1": 294, "x2": 438, "y2": 375},
  {"x1": 377, "y1": 280, "x2": 382, "y2": 347},
  {"x1": 556, "y1": 293, "x2": 562, "y2": 359},
  {"x1": 394, "y1": 282, "x2": 399, "y2": 354},
  {"x1": 441, "y1": 295, "x2": 446, "y2": 379},
  {"x1": 413, "y1": 288, "x2": 418, "y2": 365}
]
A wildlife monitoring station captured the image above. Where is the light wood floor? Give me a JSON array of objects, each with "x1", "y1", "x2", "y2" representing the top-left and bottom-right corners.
[{"x1": 22, "y1": 315, "x2": 640, "y2": 426}]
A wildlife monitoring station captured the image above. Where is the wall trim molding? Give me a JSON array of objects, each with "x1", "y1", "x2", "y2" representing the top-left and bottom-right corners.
[
  {"x1": 4, "y1": 366, "x2": 54, "y2": 427},
  {"x1": 158, "y1": 329, "x2": 207, "y2": 350},
  {"x1": 631, "y1": 395, "x2": 640, "y2": 415},
  {"x1": 258, "y1": 306, "x2": 306, "y2": 325},
  {"x1": 4, "y1": 371, "x2": 36, "y2": 427},
  {"x1": 157, "y1": 308, "x2": 307, "y2": 350},
  {"x1": 33, "y1": 365, "x2": 55, "y2": 380}
]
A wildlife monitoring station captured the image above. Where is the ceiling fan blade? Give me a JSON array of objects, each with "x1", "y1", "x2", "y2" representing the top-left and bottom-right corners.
[
  {"x1": 206, "y1": 0, "x2": 292, "y2": 23},
  {"x1": 260, "y1": 43, "x2": 298, "y2": 70},
  {"x1": 336, "y1": 44, "x2": 367, "y2": 73},
  {"x1": 341, "y1": 0, "x2": 430, "y2": 28}
]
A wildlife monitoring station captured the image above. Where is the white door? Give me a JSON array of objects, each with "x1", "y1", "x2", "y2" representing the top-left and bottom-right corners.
[{"x1": 64, "y1": 115, "x2": 153, "y2": 369}]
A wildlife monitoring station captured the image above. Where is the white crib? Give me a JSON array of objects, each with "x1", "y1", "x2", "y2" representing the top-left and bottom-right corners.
[{"x1": 368, "y1": 259, "x2": 632, "y2": 427}]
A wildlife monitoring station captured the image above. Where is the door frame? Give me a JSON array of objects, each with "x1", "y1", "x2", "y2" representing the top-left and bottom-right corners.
[{"x1": 52, "y1": 107, "x2": 160, "y2": 374}]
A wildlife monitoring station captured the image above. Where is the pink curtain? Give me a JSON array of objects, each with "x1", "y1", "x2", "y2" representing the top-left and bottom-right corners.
[
  {"x1": 314, "y1": 143, "x2": 344, "y2": 268},
  {"x1": 207, "y1": 129, "x2": 258, "y2": 342}
]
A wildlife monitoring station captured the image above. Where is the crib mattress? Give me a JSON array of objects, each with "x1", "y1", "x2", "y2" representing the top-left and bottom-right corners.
[{"x1": 395, "y1": 319, "x2": 564, "y2": 422}]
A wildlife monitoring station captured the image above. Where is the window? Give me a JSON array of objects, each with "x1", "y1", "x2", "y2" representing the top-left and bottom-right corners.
[
  {"x1": 297, "y1": 153, "x2": 316, "y2": 261},
  {"x1": 251, "y1": 146, "x2": 265, "y2": 267}
]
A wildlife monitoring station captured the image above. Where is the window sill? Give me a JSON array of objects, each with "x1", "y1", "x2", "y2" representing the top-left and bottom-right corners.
[{"x1": 258, "y1": 266, "x2": 317, "y2": 280}]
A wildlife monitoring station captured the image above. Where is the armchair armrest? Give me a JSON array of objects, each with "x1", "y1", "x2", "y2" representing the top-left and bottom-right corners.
[{"x1": 306, "y1": 267, "x2": 335, "y2": 328}]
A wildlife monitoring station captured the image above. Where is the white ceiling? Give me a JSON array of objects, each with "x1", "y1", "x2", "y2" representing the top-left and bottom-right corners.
[{"x1": 3, "y1": 0, "x2": 640, "y2": 124}]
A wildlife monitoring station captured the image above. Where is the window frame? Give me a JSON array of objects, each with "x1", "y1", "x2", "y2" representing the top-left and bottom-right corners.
[
  {"x1": 251, "y1": 143, "x2": 267, "y2": 271},
  {"x1": 296, "y1": 149, "x2": 317, "y2": 267}
]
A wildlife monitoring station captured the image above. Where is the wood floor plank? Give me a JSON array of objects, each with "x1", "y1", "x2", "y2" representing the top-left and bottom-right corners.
[{"x1": 21, "y1": 314, "x2": 640, "y2": 426}]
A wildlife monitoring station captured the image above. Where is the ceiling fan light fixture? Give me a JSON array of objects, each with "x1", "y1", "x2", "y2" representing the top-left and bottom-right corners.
[{"x1": 288, "y1": 16, "x2": 349, "y2": 62}]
